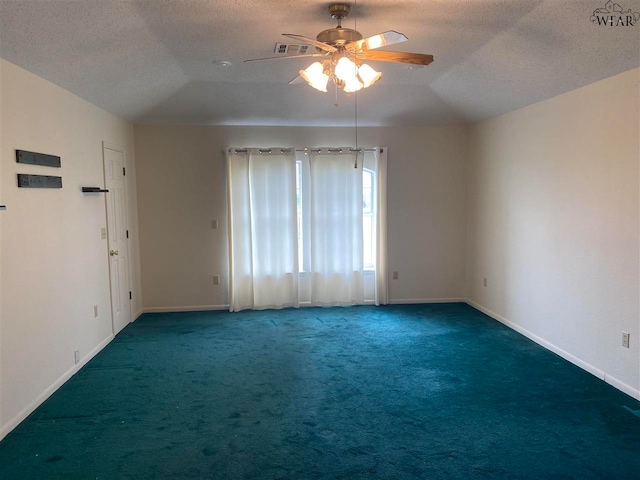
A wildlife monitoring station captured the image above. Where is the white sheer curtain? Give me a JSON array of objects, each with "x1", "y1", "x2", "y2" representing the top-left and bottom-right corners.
[
  {"x1": 226, "y1": 148, "x2": 298, "y2": 311},
  {"x1": 309, "y1": 148, "x2": 364, "y2": 305},
  {"x1": 373, "y1": 147, "x2": 388, "y2": 305},
  {"x1": 227, "y1": 146, "x2": 387, "y2": 311}
]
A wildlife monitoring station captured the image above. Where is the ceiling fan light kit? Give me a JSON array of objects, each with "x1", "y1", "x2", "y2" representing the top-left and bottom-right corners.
[
  {"x1": 301, "y1": 55, "x2": 381, "y2": 93},
  {"x1": 245, "y1": 3, "x2": 433, "y2": 94}
]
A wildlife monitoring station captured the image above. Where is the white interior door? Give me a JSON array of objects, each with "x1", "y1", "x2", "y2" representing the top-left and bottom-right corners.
[{"x1": 103, "y1": 142, "x2": 131, "y2": 335}]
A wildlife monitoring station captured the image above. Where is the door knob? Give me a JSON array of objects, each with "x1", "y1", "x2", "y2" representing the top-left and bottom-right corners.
[{"x1": 110, "y1": 250, "x2": 119, "y2": 256}]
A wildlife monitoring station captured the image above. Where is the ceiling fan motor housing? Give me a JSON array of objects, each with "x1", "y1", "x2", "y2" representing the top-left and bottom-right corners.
[
  {"x1": 316, "y1": 27, "x2": 362, "y2": 47},
  {"x1": 316, "y1": 3, "x2": 362, "y2": 49}
]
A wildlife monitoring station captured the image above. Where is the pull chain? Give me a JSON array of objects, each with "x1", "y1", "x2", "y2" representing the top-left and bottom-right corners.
[{"x1": 354, "y1": 92, "x2": 358, "y2": 169}]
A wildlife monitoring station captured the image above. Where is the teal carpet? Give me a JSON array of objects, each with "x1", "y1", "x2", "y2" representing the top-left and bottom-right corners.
[{"x1": 1, "y1": 303, "x2": 639, "y2": 479}]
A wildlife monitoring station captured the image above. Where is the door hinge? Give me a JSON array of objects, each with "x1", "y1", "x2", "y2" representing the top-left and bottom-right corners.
[
  {"x1": 129, "y1": 291, "x2": 132, "y2": 300},
  {"x1": 126, "y1": 229, "x2": 129, "y2": 239},
  {"x1": 122, "y1": 167, "x2": 126, "y2": 176}
]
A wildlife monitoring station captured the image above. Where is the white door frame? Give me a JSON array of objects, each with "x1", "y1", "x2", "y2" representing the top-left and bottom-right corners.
[{"x1": 103, "y1": 141, "x2": 131, "y2": 334}]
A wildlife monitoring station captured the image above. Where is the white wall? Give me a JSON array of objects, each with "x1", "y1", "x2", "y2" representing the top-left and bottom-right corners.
[
  {"x1": 134, "y1": 125, "x2": 469, "y2": 310},
  {"x1": 466, "y1": 68, "x2": 640, "y2": 397},
  {"x1": 0, "y1": 59, "x2": 142, "y2": 438}
]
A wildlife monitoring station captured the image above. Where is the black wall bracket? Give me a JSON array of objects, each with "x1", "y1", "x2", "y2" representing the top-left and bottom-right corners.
[{"x1": 82, "y1": 187, "x2": 109, "y2": 193}]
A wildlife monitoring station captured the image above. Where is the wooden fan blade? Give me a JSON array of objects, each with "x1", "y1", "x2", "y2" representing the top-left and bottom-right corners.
[
  {"x1": 346, "y1": 30, "x2": 408, "y2": 53},
  {"x1": 244, "y1": 53, "x2": 326, "y2": 63},
  {"x1": 364, "y1": 50, "x2": 434, "y2": 66},
  {"x1": 282, "y1": 34, "x2": 337, "y2": 52}
]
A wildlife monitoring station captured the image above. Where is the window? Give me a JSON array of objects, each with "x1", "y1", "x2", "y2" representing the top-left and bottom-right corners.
[
  {"x1": 227, "y1": 146, "x2": 387, "y2": 311},
  {"x1": 296, "y1": 161, "x2": 376, "y2": 272},
  {"x1": 362, "y1": 168, "x2": 375, "y2": 270}
]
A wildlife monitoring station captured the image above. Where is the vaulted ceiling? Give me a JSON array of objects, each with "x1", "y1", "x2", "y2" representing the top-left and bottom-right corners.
[{"x1": 1, "y1": 0, "x2": 638, "y2": 126}]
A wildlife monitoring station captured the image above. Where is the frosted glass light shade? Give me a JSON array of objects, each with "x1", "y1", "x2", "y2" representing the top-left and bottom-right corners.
[
  {"x1": 357, "y1": 63, "x2": 382, "y2": 88},
  {"x1": 343, "y1": 76, "x2": 363, "y2": 93},
  {"x1": 300, "y1": 62, "x2": 328, "y2": 92},
  {"x1": 334, "y1": 57, "x2": 358, "y2": 82}
]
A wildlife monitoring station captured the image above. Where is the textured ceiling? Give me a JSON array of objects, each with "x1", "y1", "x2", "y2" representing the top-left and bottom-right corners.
[{"x1": 1, "y1": 0, "x2": 638, "y2": 126}]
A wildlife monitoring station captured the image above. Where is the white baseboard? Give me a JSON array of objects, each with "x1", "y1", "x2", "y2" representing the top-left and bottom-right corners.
[
  {"x1": 142, "y1": 304, "x2": 230, "y2": 313},
  {"x1": 604, "y1": 373, "x2": 640, "y2": 400},
  {"x1": 466, "y1": 299, "x2": 640, "y2": 401},
  {"x1": 0, "y1": 334, "x2": 115, "y2": 441},
  {"x1": 143, "y1": 300, "x2": 467, "y2": 312},
  {"x1": 389, "y1": 297, "x2": 466, "y2": 305}
]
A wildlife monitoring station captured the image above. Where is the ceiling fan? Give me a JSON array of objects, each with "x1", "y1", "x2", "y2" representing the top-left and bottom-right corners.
[{"x1": 244, "y1": 3, "x2": 434, "y2": 93}]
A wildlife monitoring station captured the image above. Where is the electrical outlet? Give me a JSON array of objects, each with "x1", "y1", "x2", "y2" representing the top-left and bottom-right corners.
[
  {"x1": 622, "y1": 332, "x2": 630, "y2": 348},
  {"x1": 74, "y1": 349, "x2": 80, "y2": 365},
  {"x1": 101, "y1": 227, "x2": 107, "y2": 240},
  {"x1": 213, "y1": 275, "x2": 220, "y2": 285},
  {"x1": 211, "y1": 220, "x2": 218, "y2": 229},
  {"x1": 392, "y1": 271, "x2": 399, "y2": 280},
  {"x1": 483, "y1": 277, "x2": 488, "y2": 287},
  {"x1": 94, "y1": 305, "x2": 98, "y2": 318}
]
